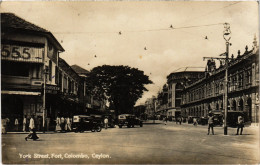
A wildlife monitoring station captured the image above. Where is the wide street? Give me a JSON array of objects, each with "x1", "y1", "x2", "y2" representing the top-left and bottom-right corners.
[{"x1": 2, "y1": 121, "x2": 259, "y2": 164}]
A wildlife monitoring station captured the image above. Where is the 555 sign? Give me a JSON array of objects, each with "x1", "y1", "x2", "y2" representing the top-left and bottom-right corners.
[{"x1": 1, "y1": 44, "x2": 44, "y2": 63}]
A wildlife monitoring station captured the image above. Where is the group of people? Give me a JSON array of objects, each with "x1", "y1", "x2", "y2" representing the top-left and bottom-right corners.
[
  {"x1": 55, "y1": 116, "x2": 72, "y2": 132},
  {"x1": 161, "y1": 112, "x2": 245, "y2": 135},
  {"x1": 207, "y1": 111, "x2": 244, "y2": 135}
]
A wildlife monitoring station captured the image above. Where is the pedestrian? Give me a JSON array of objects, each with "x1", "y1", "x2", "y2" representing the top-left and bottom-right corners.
[
  {"x1": 46, "y1": 117, "x2": 50, "y2": 131},
  {"x1": 25, "y1": 116, "x2": 39, "y2": 141},
  {"x1": 23, "y1": 115, "x2": 27, "y2": 132},
  {"x1": 14, "y1": 118, "x2": 19, "y2": 132},
  {"x1": 207, "y1": 112, "x2": 214, "y2": 135},
  {"x1": 66, "y1": 117, "x2": 71, "y2": 131},
  {"x1": 193, "y1": 118, "x2": 198, "y2": 126},
  {"x1": 2, "y1": 117, "x2": 7, "y2": 134},
  {"x1": 55, "y1": 116, "x2": 61, "y2": 132},
  {"x1": 104, "y1": 117, "x2": 108, "y2": 129},
  {"x1": 163, "y1": 117, "x2": 167, "y2": 125},
  {"x1": 179, "y1": 116, "x2": 182, "y2": 125},
  {"x1": 5, "y1": 117, "x2": 10, "y2": 132},
  {"x1": 61, "y1": 117, "x2": 65, "y2": 132},
  {"x1": 236, "y1": 116, "x2": 244, "y2": 135},
  {"x1": 176, "y1": 117, "x2": 178, "y2": 124}
]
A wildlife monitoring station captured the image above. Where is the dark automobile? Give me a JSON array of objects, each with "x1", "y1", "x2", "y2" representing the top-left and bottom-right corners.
[
  {"x1": 72, "y1": 115, "x2": 102, "y2": 132},
  {"x1": 226, "y1": 111, "x2": 245, "y2": 127},
  {"x1": 118, "y1": 114, "x2": 143, "y2": 128},
  {"x1": 198, "y1": 117, "x2": 208, "y2": 125}
]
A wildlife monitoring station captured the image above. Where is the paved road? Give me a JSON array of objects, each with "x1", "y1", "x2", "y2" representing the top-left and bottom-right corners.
[{"x1": 2, "y1": 121, "x2": 259, "y2": 164}]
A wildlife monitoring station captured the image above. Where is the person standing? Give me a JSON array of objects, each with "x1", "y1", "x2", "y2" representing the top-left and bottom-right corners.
[
  {"x1": 179, "y1": 116, "x2": 182, "y2": 125},
  {"x1": 104, "y1": 117, "x2": 108, "y2": 129},
  {"x1": 2, "y1": 118, "x2": 7, "y2": 134},
  {"x1": 14, "y1": 118, "x2": 19, "y2": 132},
  {"x1": 66, "y1": 117, "x2": 71, "y2": 131},
  {"x1": 55, "y1": 116, "x2": 61, "y2": 132},
  {"x1": 236, "y1": 116, "x2": 244, "y2": 135},
  {"x1": 25, "y1": 116, "x2": 39, "y2": 141},
  {"x1": 46, "y1": 117, "x2": 50, "y2": 132},
  {"x1": 61, "y1": 117, "x2": 65, "y2": 132},
  {"x1": 175, "y1": 116, "x2": 178, "y2": 124},
  {"x1": 207, "y1": 112, "x2": 214, "y2": 135},
  {"x1": 23, "y1": 115, "x2": 27, "y2": 132}
]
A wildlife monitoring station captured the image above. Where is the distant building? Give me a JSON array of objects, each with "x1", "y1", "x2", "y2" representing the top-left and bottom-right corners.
[
  {"x1": 71, "y1": 64, "x2": 106, "y2": 115},
  {"x1": 166, "y1": 67, "x2": 205, "y2": 119},
  {"x1": 145, "y1": 96, "x2": 156, "y2": 118}
]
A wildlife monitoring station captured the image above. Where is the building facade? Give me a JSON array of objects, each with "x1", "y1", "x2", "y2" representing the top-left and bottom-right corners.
[
  {"x1": 181, "y1": 41, "x2": 259, "y2": 124},
  {"x1": 1, "y1": 13, "x2": 64, "y2": 130},
  {"x1": 166, "y1": 67, "x2": 205, "y2": 119}
]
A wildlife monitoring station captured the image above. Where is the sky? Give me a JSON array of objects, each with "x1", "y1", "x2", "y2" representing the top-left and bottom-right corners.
[{"x1": 1, "y1": 1, "x2": 259, "y2": 105}]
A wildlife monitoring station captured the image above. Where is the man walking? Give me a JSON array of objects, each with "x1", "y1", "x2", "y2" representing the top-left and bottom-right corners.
[
  {"x1": 236, "y1": 116, "x2": 244, "y2": 135},
  {"x1": 207, "y1": 112, "x2": 214, "y2": 135},
  {"x1": 25, "y1": 116, "x2": 39, "y2": 141}
]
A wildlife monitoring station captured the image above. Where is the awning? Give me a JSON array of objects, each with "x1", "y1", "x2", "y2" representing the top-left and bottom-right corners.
[{"x1": 1, "y1": 90, "x2": 41, "y2": 96}]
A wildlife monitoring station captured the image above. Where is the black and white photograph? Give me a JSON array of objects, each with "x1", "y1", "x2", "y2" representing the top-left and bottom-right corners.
[{"x1": 1, "y1": 1, "x2": 259, "y2": 164}]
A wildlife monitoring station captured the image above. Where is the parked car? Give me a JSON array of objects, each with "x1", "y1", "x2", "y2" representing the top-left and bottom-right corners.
[
  {"x1": 198, "y1": 117, "x2": 208, "y2": 125},
  {"x1": 72, "y1": 115, "x2": 102, "y2": 133},
  {"x1": 118, "y1": 114, "x2": 143, "y2": 128}
]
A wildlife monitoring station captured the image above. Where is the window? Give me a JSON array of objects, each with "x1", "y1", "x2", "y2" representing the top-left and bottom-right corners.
[{"x1": 2, "y1": 61, "x2": 29, "y2": 77}]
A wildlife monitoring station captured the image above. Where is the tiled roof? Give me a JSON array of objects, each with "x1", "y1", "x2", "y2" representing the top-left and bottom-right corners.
[
  {"x1": 71, "y1": 65, "x2": 89, "y2": 75},
  {"x1": 1, "y1": 13, "x2": 49, "y2": 33}
]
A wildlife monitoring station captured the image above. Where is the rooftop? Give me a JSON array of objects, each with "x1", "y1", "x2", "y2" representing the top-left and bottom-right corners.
[
  {"x1": 71, "y1": 65, "x2": 89, "y2": 75},
  {"x1": 1, "y1": 12, "x2": 64, "y2": 51},
  {"x1": 172, "y1": 67, "x2": 205, "y2": 73},
  {"x1": 1, "y1": 13, "x2": 49, "y2": 33}
]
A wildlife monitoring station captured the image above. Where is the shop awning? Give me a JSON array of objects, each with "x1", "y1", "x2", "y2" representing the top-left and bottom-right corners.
[{"x1": 1, "y1": 90, "x2": 41, "y2": 96}]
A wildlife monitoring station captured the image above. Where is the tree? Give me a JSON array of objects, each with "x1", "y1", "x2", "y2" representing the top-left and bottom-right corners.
[{"x1": 85, "y1": 65, "x2": 152, "y2": 116}]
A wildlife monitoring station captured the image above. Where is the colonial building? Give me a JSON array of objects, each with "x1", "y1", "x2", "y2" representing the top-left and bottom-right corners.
[
  {"x1": 155, "y1": 84, "x2": 168, "y2": 117},
  {"x1": 181, "y1": 39, "x2": 259, "y2": 124},
  {"x1": 71, "y1": 64, "x2": 106, "y2": 115},
  {"x1": 1, "y1": 13, "x2": 64, "y2": 130},
  {"x1": 166, "y1": 67, "x2": 205, "y2": 119}
]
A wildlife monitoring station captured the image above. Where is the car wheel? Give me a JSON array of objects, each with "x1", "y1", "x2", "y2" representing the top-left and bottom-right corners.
[
  {"x1": 127, "y1": 125, "x2": 130, "y2": 128},
  {"x1": 96, "y1": 126, "x2": 102, "y2": 132},
  {"x1": 132, "y1": 125, "x2": 134, "y2": 128},
  {"x1": 140, "y1": 124, "x2": 143, "y2": 127},
  {"x1": 119, "y1": 125, "x2": 122, "y2": 128},
  {"x1": 91, "y1": 128, "x2": 96, "y2": 132}
]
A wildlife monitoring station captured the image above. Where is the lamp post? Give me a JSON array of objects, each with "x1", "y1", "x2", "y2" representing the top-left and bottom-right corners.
[
  {"x1": 223, "y1": 23, "x2": 231, "y2": 135},
  {"x1": 203, "y1": 23, "x2": 231, "y2": 135},
  {"x1": 43, "y1": 66, "x2": 49, "y2": 133}
]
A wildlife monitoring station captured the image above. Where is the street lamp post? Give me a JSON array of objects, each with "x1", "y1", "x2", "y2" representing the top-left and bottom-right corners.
[
  {"x1": 43, "y1": 67, "x2": 49, "y2": 133},
  {"x1": 203, "y1": 23, "x2": 231, "y2": 135},
  {"x1": 223, "y1": 23, "x2": 231, "y2": 135}
]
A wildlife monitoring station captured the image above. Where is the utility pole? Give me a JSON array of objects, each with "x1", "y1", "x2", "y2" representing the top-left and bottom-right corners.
[{"x1": 203, "y1": 23, "x2": 231, "y2": 135}]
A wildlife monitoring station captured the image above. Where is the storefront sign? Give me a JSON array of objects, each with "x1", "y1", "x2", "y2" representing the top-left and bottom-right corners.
[
  {"x1": 45, "y1": 85, "x2": 60, "y2": 94},
  {"x1": 1, "y1": 44, "x2": 44, "y2": 63}
]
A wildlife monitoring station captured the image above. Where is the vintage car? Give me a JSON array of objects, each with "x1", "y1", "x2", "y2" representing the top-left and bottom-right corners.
[
  {"x1": 72, "y1": 115, "x2": 102, "y2": 133},
  {"x1": 118, "y1": 114, "x2": 143, "y2": 128}
]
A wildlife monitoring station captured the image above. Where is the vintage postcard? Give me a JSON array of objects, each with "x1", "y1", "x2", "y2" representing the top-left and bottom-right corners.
[{"x1": 1, "y1": 1, "x2": 259, "y2": 164}]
